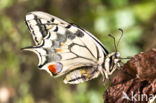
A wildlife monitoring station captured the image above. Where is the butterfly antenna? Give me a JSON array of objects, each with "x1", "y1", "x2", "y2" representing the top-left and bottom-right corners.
[
  {"x1": 117, "y1": 28, "x2": 124, "y2": 49},
  {"x1": 108, "y1": 34, "x2": 118, "y2": 52}
]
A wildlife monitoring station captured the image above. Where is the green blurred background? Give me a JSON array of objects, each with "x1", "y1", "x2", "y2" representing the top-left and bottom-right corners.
[{"x1": 0, "y1": 0, "x2": 156, "y2": 103}]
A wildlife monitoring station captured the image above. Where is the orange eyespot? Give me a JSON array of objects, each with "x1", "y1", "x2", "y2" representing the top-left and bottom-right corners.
[
  {"x1": 48, "y1": 63, "x2": 62, "y2": 75},
  {"x1": 48, "y1": 64, "x2": 57, "y2": 74}
]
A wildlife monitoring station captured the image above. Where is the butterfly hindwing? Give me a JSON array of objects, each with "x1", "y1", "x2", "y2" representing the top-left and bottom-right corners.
[{"x1": 24, "y1": 11, "x2": 108, "y2": 84}]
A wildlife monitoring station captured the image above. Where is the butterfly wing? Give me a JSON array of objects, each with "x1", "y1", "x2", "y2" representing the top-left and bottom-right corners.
[{"x1": 24, "y1": 11, "x2": 108, "y2": 84}]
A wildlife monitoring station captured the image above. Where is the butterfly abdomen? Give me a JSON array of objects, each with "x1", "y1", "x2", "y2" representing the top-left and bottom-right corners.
[{"x1": 64, "y1": 66, "x2": 100, "y2": 84}]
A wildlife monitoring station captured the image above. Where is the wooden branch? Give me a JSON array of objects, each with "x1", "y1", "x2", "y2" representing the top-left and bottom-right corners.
[{"x1": 104, "y1": 48, "x2": 156, "y2": 103}]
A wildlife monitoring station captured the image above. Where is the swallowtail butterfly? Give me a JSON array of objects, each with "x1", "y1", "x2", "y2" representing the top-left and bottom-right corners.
[{"x1": 22, "y1": 11, "x2": 122, "y2": 84}]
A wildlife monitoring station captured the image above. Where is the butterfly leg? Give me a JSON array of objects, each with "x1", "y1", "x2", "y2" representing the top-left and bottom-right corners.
[
  {"x1": 98, "y1": 66, "x2": 106, "y2": 82},
  {"x1": 119, "y1": 56, "x2": 133, "y2": 60}
]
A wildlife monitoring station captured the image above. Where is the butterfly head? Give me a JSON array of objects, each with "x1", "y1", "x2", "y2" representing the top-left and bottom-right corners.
[
  {"x1": 114, "y1": 52, "x2": 121, "y2": 66},
  {"x1": 107, "y1": 28, "x2": 124, "y2": 65},
  {"x1": 103, "y1": 52, "x2": 121, "y2": 78},
  {"x1": 115, "y1": 52, "x2": 120, "y2": 59},
  {"x1": 102, "y1": 28, "x2": 124, "y2": 79}
]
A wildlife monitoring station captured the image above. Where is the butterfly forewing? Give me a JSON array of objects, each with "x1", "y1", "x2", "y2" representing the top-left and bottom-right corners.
[{"x1": 24, "y1": 11, "x2": 108, "y2": 84}]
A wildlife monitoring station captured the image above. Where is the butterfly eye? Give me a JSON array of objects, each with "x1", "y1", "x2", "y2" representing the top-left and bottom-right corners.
[
  {"x1": 48, "y1": 63, "x2": 62, "y2": 75},
  {"x1": 115, "y1": 52, "x2": 120, "y2": 58}
]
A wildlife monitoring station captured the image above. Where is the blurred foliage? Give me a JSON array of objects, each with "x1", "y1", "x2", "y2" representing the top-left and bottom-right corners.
[{"x1": 0, "y1": 0, "x2": 156, "y2": 103}]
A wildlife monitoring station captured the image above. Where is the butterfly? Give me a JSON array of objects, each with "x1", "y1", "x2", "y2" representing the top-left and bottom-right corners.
[{"x1": 22, "y1": 11, "x2": 122, "y2": 84}]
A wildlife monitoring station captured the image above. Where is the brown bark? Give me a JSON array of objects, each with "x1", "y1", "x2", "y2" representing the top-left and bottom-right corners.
[{"x1": 104, "y1": 48, "x2": 156, "y2": 103}]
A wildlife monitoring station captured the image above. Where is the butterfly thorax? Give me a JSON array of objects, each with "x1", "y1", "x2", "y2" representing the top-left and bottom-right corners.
[{"x1": 102, "y1": 52, "x2": 121, "y2": 79}]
